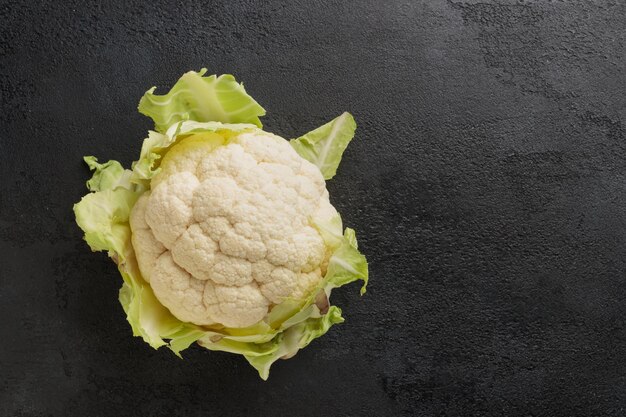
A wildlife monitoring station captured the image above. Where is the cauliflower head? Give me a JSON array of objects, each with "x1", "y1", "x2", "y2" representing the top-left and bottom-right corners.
[
  {"x1": 73, "y1": 69, "x2": 368, "y2": 380},
  {"x1": 130, "y1": 131, "x2": 338, "y2": 328}
]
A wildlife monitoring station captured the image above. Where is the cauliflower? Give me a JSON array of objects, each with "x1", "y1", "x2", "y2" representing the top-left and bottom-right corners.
[
  {"x1": 74, "y1": 69, "x2": 368, "y2": 379},
  {"x1": 131, "y1": 131, "x2": 338, "y2": 328}
]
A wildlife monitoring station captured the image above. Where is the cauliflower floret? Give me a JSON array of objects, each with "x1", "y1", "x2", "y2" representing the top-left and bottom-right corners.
[
  {"x1": 145, "y1": 172, "x2": 199, "y2": 248},
  {"x1": 150, "y1": 252, "x2": 215, "y2": 326},
  {"x1": 129, "y1": 193, "x2": 166, "y2": 281},
  {"x1": 203, "y1": 281, "x2": 269, "y2": 328},
  {"x1": 129, "y1": 130, "x2": 338, "y2": 328},
  {"x1": 171, "y1": 224, "x2": 218, "y2": 281}
]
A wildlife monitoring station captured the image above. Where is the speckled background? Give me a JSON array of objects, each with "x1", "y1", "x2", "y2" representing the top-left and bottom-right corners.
[{"x1": 1, "y1": 0, "x2": 625, "y2": 416}]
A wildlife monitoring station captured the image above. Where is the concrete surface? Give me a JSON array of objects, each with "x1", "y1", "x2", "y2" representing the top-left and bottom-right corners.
[{"x1": 0, "y1": 0, "x2": 625, "y2": 416}]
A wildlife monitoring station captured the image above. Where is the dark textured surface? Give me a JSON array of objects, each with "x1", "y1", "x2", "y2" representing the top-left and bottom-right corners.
[{"x1": 1, "y1": 0, "x2": 625, "y2": 415}]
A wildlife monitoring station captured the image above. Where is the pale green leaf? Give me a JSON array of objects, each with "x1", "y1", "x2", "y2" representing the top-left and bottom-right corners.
[
  {"x1": 244, "y1": 307, "x2": 344, "y2": 380},
  {"x1": 138, "y1": 69, "x2": 266, "y2": 133},
  {"x1": 290, "y1": 112, "x2": 357, "y2": 180},
  {"x1": 324, "y1": 228, "x2": 369, "y2": 295},
  {"x1": 83, "y1": 156, "x2": 133, "y2": 192}
]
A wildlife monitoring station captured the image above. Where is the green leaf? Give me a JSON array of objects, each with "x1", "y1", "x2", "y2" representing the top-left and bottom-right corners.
[
  {"x1": 138, "y1": 69, "x2": 266, "y2": 133},
  {"x1": 167, "y1": 120, "x2": 259, "y2": 138},
  {"x1": 311, "y1": 215, "x2": 368, "y2": 294},
  {"x1": 310, "y1": 212, "x2": 344, "y2": 249},
  {"x1": 75, "y1": 187, "x2": 189, "y2": 349},
  {"x1": 290, "y1": 112, "x2": 357, "y2": 180},
  {"x1": 244, "y1": 306, "x2": 344, "y2": 380},
  {"x1": 130, "y1": 130, "x2": 172, "y2": 183},
  {"x1": 75, "y1": 157, "x2": 185, "y2": 348},
  {"x1": 325, "y1": 228, "x2": 369, "y2": 295},
  {"x1": 118, "y1": 267, "x2": 182, "y2": 350},
  {"x1": 83, "y1": 156, "x2": 133, "y2": 192},
  {"x1": 73, "y1": 188, "x2": 139, "y2": 255},
  {"x1": 167, "y1": 325, "x2": 208, "y2": 357}
]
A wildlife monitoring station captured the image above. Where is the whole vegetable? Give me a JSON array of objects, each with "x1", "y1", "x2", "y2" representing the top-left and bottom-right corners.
[{"x1": 74, "y1": 69, "x2": 368, "y2": 379}]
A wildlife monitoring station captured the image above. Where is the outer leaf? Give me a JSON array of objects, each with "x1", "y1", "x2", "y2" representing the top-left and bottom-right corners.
[
  {"x1": 312, "y1": 214, "x2": 369, "y2": 295},
  {"x1": 84, "y1": 156, "x2": 133, "y2": 192},
  {"x1": 167, "y1": 325, "x2": 208, "y2": 357},
  {"x1": 310, "y1": 212, "x2": 344, "y2": 249},
  {"x1": 130, "y1": 130, "x2": 171, "y2": 183},
  {"x1": 138, "y1": 69, "x2": 266, "y2": 133},
  {"x1": 290, "y1": 112, "x2": 356, "y2": 180},
  {"x1": 243, "y1": 306, "x2": 344, "y2": 380},
  {"x1": 73, "y1": 189, "x2": 138, "y2": 255},
  {"x1": 75, "y1": 157, "x2": 186, "y2": 349},
  {"x1": 118, "y1": 268, "x2": 181, "y2": 349},
  {"x1": 324, "y1": 228, "x2": 369, "y2": 295}
]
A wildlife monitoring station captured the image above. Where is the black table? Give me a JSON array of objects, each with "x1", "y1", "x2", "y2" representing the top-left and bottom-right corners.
[{"x1": 1, "y1": 1, "x2": 625, "y2": 416}]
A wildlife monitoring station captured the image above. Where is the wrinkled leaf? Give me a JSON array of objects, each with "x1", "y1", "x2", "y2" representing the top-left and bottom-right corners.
[
  {"x1": 138, "y1": 69, "x2": 266, "y2": 133},
  {"x1": 84, "y1": 156, "x2": 133, "y2": 192}
]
